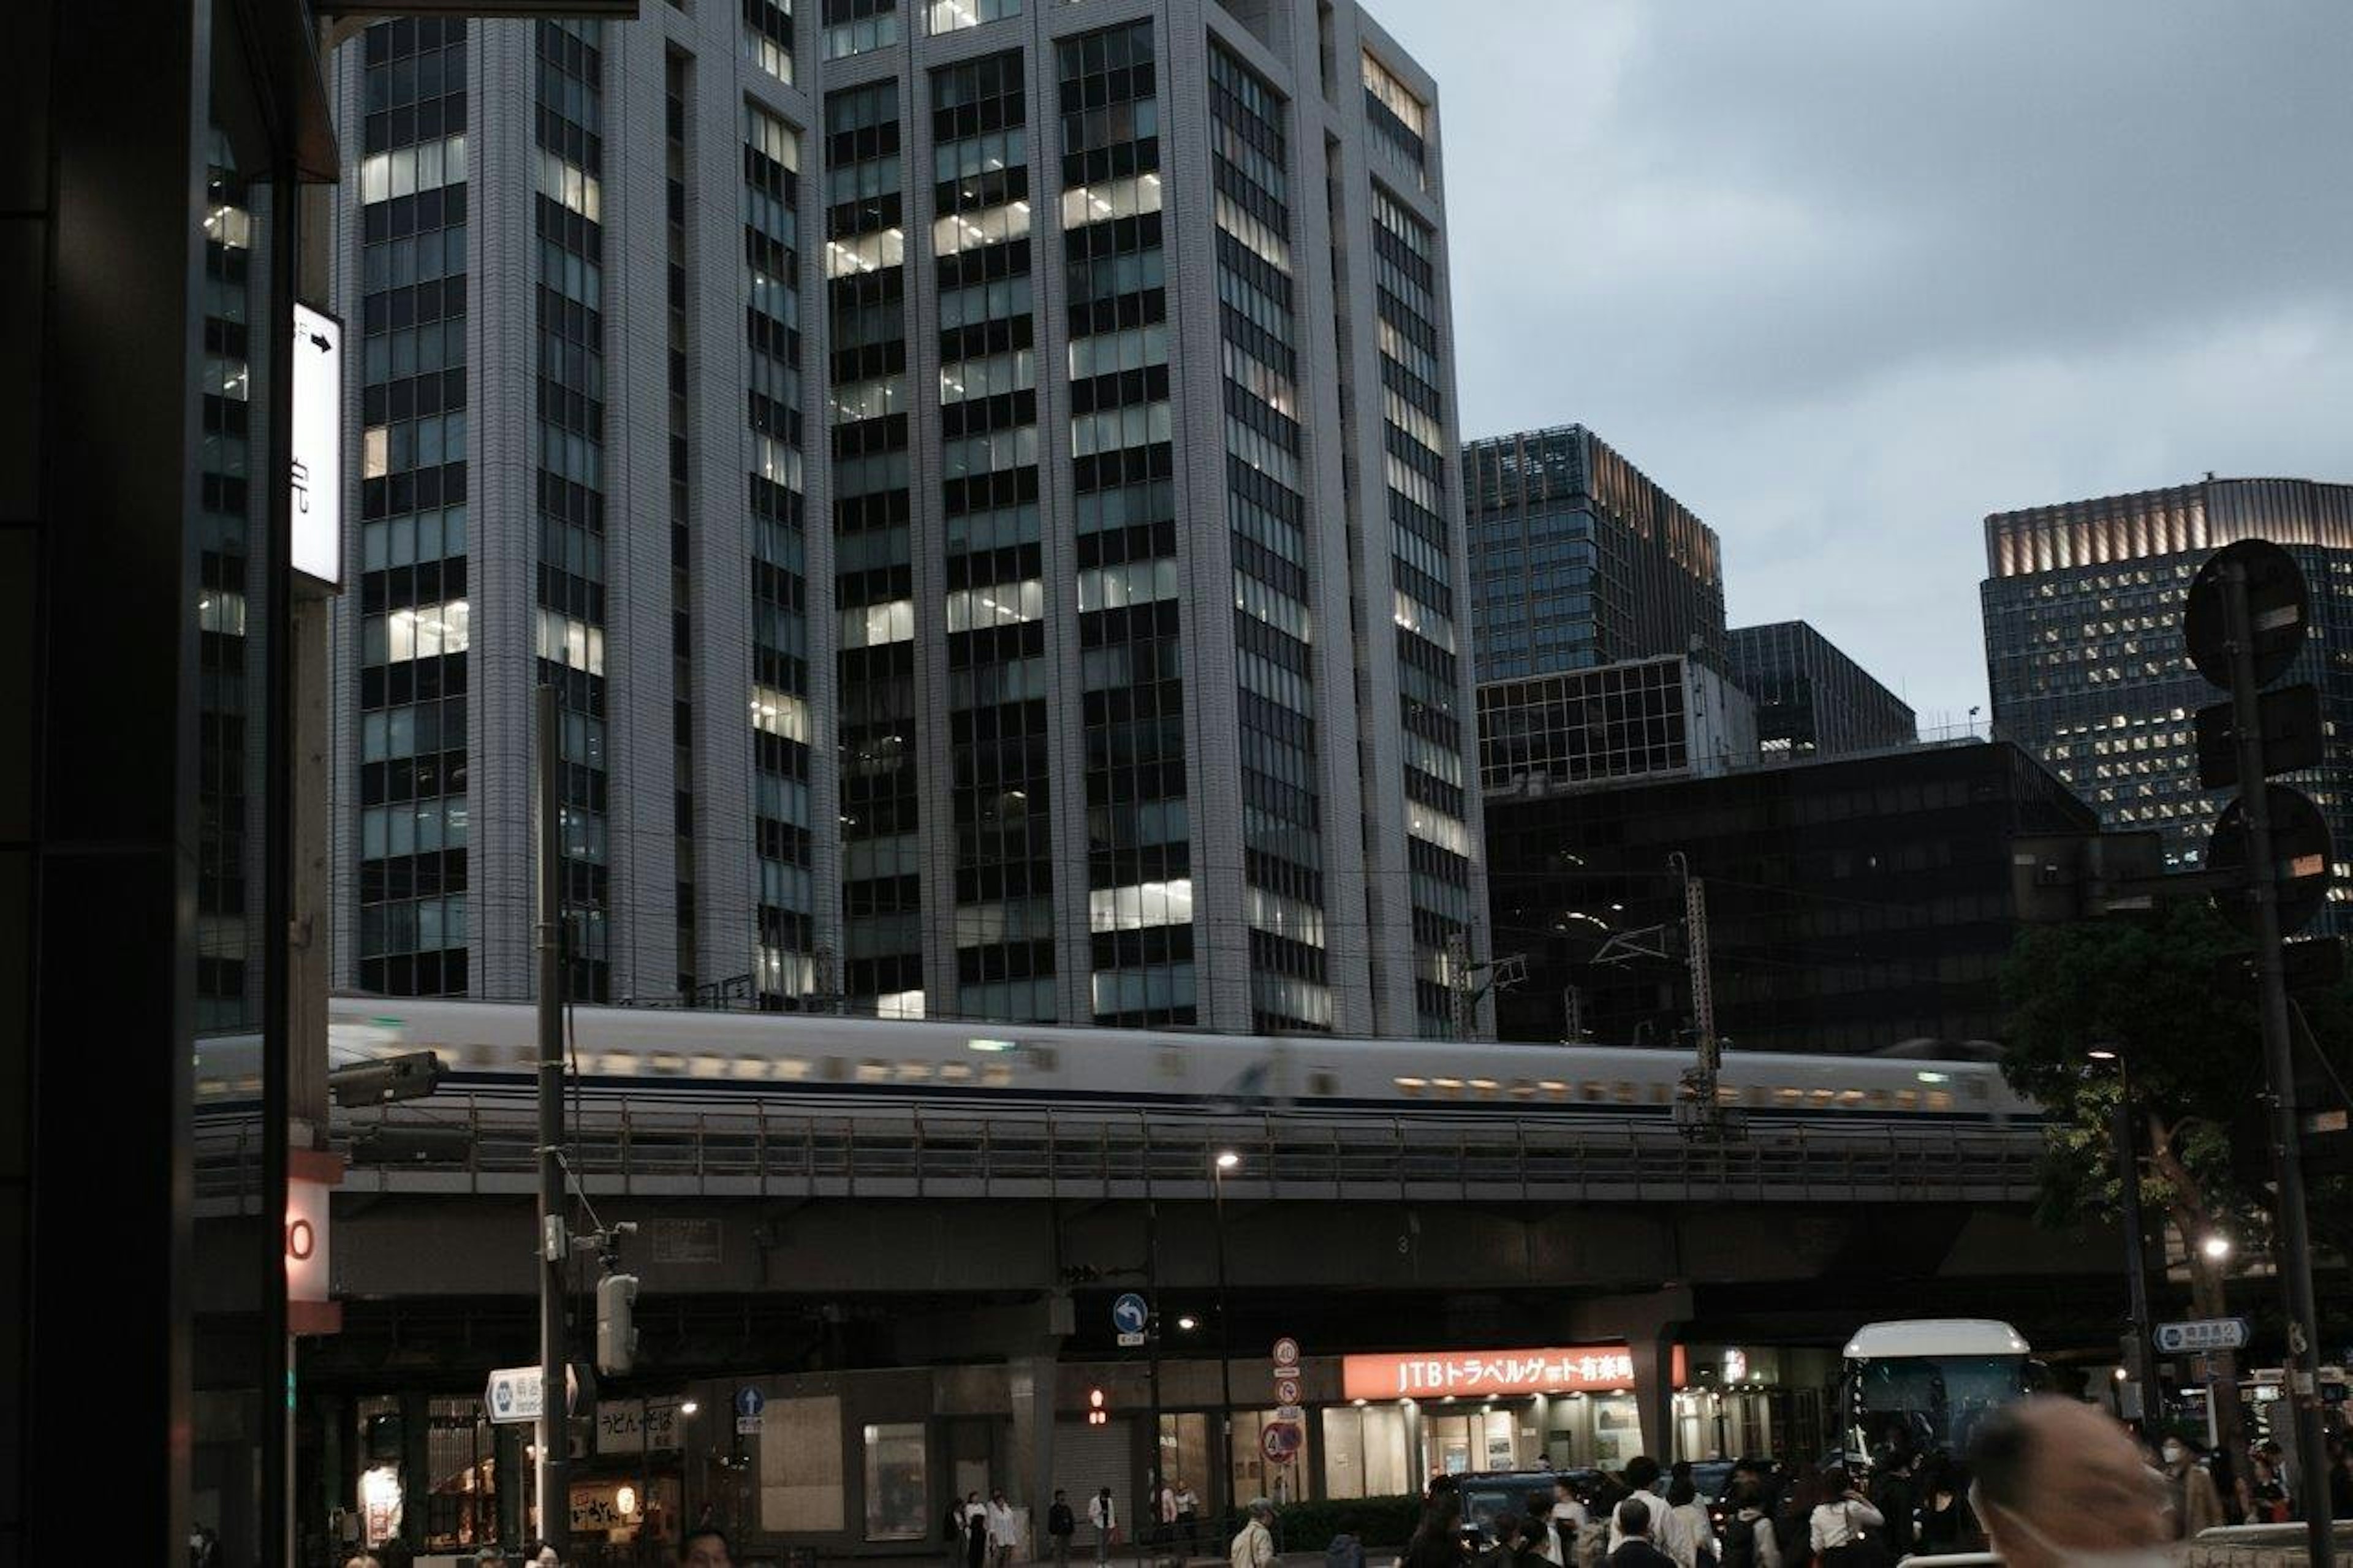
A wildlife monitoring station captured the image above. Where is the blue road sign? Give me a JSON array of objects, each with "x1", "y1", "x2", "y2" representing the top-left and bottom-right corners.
[
  {"x1": 1112, "y1": 1293, "x2": 1150, "y2": 1336},
  {"x1": 735, "y1": 1386, "x2": 766, "y2": 1418}
]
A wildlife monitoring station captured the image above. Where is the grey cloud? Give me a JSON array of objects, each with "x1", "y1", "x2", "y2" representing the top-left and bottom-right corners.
[{"x1": 1368, "y1": 0, "x2": 2353, "y2": 721}]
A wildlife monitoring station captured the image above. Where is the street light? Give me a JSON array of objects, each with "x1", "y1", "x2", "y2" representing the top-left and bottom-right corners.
[
  {"x1": 1212, "y1": 1149, "x2": 1239, "y2": 1529},
  {"x1": 2090, "y1": 1042, "x2": 2156, "y2": 1431},
  {"x1": 1178, "y1": 1316, "x2": 1199, "y2": 1331},
  {"x1": 2203, "y1": 1234, "x2": 2234, "y2": 1262}
]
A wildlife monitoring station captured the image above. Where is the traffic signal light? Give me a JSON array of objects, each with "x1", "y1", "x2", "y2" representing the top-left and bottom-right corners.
[
  {"x1": 596, "y1": 1273, "x2": 639, "y2": 1376},
  {"x1": 1086, "y1": 1387, "x2": 1108, "y2": 1426}
]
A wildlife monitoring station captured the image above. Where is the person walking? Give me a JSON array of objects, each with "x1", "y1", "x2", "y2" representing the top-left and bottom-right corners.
[
  {"x1": 1049, "y1": 1490, "x2": 1077, "y2": 1568},
  {"x1": 1663, "y1": 1478, "x2": 1714, "y2": 1568},
  {"x1": 1966, "y1": 1397, "x2": 2169, "y2": 1568},
  {"x1": 1912, "y1": 1458, "x2": 1982, "y2": 1554},
  {"x1": 1605, "y1": 1460, "x2": 1689, "y2": 1567},
  {"x1": 2245, "y1": 1453, "x2": 2290, "y2": 1524},
  {"x1": 2162, "y1": 1436, "x2": 2226, "y2": 1539},
  {"x1": 1089, "y1": 1487, "x2": 1120, "y2": 1566},
  {"x1": 1713, "y1": 1479, "x2": 1779, "y2": 1568},
  {"x1": 989, "y1": 1489, "x2": 1022, "y2": 1568},
  {"x1": 1403, "y1": 1493, "x2": 1468, "y2": 1568},
  {"x1": 1230, "y1": 1500, "x2": 1276, "y2": 1568},
  {"x1": 966, "y1": 1493, "x2": 992, "y2": 1568},
  {"x1": 1805, "y1": 1467, "x2": 1885, "y2": 1567},
  {"x1": 1603, "y1": 1501, "x2": 1675, "y2": 1568},
  {"x1": 1866, "y1": 1449, "x2": 1915, "y2": 1561},
  {"x1": 1174, "y1": 1479, "x2": 1202, "y2": 1553}
]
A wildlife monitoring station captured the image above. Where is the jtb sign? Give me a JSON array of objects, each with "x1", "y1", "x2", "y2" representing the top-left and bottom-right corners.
[{"x1": 1342, "y1": 1346, "x2": 1638, "y2": 1400}]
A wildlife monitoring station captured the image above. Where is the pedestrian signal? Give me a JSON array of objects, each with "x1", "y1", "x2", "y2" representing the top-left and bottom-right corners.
[{"x1": 1087, "y1": 1387, "x2": 1108, "y2": 1426}]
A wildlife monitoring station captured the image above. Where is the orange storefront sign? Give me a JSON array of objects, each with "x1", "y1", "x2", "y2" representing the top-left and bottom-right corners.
[{"x1": 1342, "y1": 1347, "x2": 1638, "y2": 1401}]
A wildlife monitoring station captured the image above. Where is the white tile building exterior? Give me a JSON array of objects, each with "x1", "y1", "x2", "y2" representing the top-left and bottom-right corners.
[{"x1": 328, "y1": 0, "x2": 1488, "y2": 1037}]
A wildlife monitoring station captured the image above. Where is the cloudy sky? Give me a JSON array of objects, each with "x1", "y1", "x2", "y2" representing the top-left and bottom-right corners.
[{"x1": 1374, "y1": 1, "x2": 2353, "y2": 726}]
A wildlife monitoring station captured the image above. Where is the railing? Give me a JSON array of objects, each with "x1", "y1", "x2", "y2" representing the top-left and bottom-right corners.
[{"x1": 195, "y1": 1100, "x2": 2045, "y2": 1210}]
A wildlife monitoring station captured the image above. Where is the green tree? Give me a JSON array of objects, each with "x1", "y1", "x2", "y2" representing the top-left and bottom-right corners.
[{"x1": 1999, "y1": 900, "x2": 2353, "y2": 1455}]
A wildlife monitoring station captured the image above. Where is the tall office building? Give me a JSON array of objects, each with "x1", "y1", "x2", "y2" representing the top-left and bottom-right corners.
[
  {"x1": 1463, "y1": 423, "x2": 1725, "y2": 684},
  {"x1": 1981, "y1": 477, "x2": 2353, "y2": 930},
  {"x1": 1725, "y1": 619, "x2": 1915, "y2": 759},
  {"x1": 328, "y1": 1, "x2": 1488, "y2": 1036}
]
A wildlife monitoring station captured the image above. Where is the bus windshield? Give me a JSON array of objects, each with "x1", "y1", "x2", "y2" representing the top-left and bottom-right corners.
[{"x1": 1846, "y1": 1353, "x2": 2028, "y2": 1458}]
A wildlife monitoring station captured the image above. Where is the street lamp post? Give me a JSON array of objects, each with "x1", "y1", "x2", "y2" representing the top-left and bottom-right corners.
[
  {"x1": 2090, "y1": 1045, "x2": 2156, "y2": 1430},
  {"x1": 1213, "y1": 1151, "x2": 1240, "y2": 1532}
]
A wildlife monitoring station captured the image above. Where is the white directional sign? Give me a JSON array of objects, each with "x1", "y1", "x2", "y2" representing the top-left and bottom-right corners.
[
  {"x1": 2155, "y1": 1318, "x2": 2251, "y2": 1355},
  {"x1": 486, "y1": 1365, "x2": 578, "y2": 1425},
  {"x1": 735, "y1": 1385, "x2": 765, "y2": 1434},
  {"x1": 1113, "y1": 1293, "x2": 1150, "y2": 1347},
  {"x1": 289, "y1": 303, "x2": 344, "y2": 587}
]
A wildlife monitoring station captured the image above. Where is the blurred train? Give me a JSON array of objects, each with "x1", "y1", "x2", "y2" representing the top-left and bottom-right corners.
[{"x1": 194, "y1": 996, "x2": 2038, "y2": 1127}]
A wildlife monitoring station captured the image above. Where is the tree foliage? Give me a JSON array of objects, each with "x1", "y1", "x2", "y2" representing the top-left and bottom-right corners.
[{"x1": 1998, "y1": 898, "x2": 2353, "y2": 1292}]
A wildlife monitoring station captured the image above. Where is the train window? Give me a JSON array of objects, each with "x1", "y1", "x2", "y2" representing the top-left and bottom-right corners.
[
  {"x1": 857, "y1": 1061, "x2": 891, "y2": 1083},
  {"x1": 691, "y1": 1055, "x2": 727, "y2": 1078},
  {"x1": 1716, "y1": 1085, "x2": 1739, "y2": 1107},
  {"x1": 939, "y1": 1061, "x2": 974, "y2": 1082},
  {"x1": 1029, "y1": 1045, "x2": 1059, "y2": 1072},
  {"x1": 1963, "y1": 1077, "x2": 1990, "y2": 1100},
  {"x1": 981, "y1": 1063, "x2": 1012, "y2": 1088},
  {"x1": 1469, "y1": 1078, "x2": 1499, "y2": 1098},
  {"x1": 897, "y1": 1061, "x2": 933, "y2": 1081},
  {"x1": 1432, "y1": 1077, "x2": 1463, "y2": 1098},
  {"x1": 1309, "y1": 1070, "x2": 1339, "y2": 1096},
  {"x1": 1648, "y1": 1082, "x2": 1672, "y2": 1105},
  {"x1": 1926, "y1": 1089, "x2": 1953, "y2": 1112},
  {"x1": 504, "y1": 1043, "x2": 536, "y2": 1068},
  {"x1": 1865, "y1": 1088, "x2": 1891, "y2": 1108},
  {"x1": 1895, "y1": 1088, "x2": 1919, "y2": 1110},
  {"x1": 730, "y1": 1056, "x2": 767, "y2": 1080},
  {"x1": 1539, "y1": 1080, "x2": 1567, "y2": 1099},
  {"x1": 601, "y1": 1052, "x2": 640, "y2": 1076},
  {"x1": 652, "y1": 1053, "x2": 688, "y2": 1076},
  {"x1": 822, "y1": 1057, "x2": 847, "y2": 1081},
  {"x1": 1582, "y1": 1081, "x2": 1608, "y2": 1101},
  {"x1": 1838, "y1": 1089, "x2": 1865, "y2": 1105},
  {"x1": 1810, "y1": 1088, "x2": 1836, "y2": 1104},
  {"x1": 1509, "y1": 1080, "x2": 1536, "y2": 1099},
  {"x1": 1395, "y1": 1076, "x2": 1427, "y2": 1096},
  {"x1": 1613, "y1": 1082, "x2": 1637, "y2": 1104},
  {"x1": 775, "y1": 1058, "x2": 809, "y2": 1081},
  {"x1": 1158, "y1": 1047, "x2": 1186, "y2": 1079},
  {"x1": 1775, "y1": 1086, "x2": 1803, "y2": 1105}
]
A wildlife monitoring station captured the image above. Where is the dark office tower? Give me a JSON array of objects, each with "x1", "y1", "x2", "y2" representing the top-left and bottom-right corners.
[
  {"x1": 328, "y1": 0, "x2": 1489, "y2": 1034},
  {"x1": 1464, "y1": 423, "x2": 1726, "y2": 684},
  {"x1": 1726, "y1": 619, "x2": 1916, "y2": 759},
  {"x1": 1981, "y1": 477, "x2": 2353, "y2": 931}
]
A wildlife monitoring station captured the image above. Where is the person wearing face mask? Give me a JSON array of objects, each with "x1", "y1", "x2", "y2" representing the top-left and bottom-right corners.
[
  {"x1": 2161, "y1": 1434, "x2": 2226, "y2": 1538},
  {"x1": 1966, "y1": 1397, "x2": 2171, "y2": 1568}
]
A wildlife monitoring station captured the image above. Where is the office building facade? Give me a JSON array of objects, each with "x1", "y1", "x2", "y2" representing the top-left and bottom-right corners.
[
  {"x1": 1463, "y1": 423, "x2": 1725, "y2": 684},
  {"x1": 1485, "y1": 741, "x2": 2097, "y2": 1053},
  {"x1": 1980, "y1": 477, "x2": 2353, "y2": 931},
  {"x1": 1725, "y1": 619, "x2": 1915, "y2": 759},
  {"x1": 328, "y1": 0, "x2": 1488, "y2": 1036},
  {"x1": 1478, "y1": 652, "x2": 1756, "y2": 796}
]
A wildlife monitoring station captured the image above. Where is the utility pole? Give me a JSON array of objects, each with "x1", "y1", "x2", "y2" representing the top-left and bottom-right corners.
[
  {"x1": 536, "y1": 682, "x2": 570, "y2": 1555},
  {"x1": 2093, "y1": 1047, "x2": 2158, "y2": 1431},
  {"x1": 1670, "y1": 853, "x2": 1733, "y2": 1138},
  {"x1": 2218, "y1": 558, "x2": 2332, "y2": 1567},
  {"x1": 1446, "y1": 933, "x2": 1525, "y2": 1040},
  {"x1": 1142, "y1": 1119, "x2": 1164, "y2": 1568}
]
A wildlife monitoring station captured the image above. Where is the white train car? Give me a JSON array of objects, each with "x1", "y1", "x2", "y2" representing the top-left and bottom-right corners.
[{"x1": 195, "y1": 996, "x2": 2036, "y2": 1128}]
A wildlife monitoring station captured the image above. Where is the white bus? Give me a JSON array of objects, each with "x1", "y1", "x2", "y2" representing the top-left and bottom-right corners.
[{"x1": 1841, "y1": 1319, "x2": 2034, "y2": 1462}]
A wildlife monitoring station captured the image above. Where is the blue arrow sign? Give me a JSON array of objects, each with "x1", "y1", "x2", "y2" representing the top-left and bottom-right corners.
[
  {"x1": 1112, "y1": 1293, "x2": 1150, "y2": 1336},
  {"x1": 735, "y1": 1386, "x2": 766, "y2": 1418}
]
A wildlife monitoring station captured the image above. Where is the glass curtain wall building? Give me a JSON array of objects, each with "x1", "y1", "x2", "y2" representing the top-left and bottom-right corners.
[
  {"x1": 1464, "y1": 423, "x2": 1725, "y2": 684},
  {"x1": 1724, "y1": 619, "x2": 1915, "y2": 759},
  {"x1": 327, "y1": 0, "x2": 1488, "y2": 1036},
  {"x1": 1980, "y1": 477, "x2": 2353, "y2": 933}
]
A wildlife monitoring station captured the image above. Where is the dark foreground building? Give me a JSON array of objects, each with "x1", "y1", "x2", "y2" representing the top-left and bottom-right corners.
[
  {"x1": 1726, "y1": 619, "x2": 1915, "y2": 758},
  {"x1": 1485, "y1": 740, "x2": 2096, "y2": 1053}
]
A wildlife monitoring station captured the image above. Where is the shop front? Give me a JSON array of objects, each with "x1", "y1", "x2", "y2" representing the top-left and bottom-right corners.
[{"x1": 1339, "y1": 1346, "x2": 1651, "y2": 1482}]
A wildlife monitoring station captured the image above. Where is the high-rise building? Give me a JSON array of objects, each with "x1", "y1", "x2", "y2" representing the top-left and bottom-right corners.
[
  {"x1": 1725, "y1": 619, "x2": 1915, "y2": 759},
  {"x1": 328, "y1": 0, "x2": 1488, "y2": 1036},
  {"x1": 1980, "y1": 477, "x2": 2353, "y2": 931},
  {"x1": 1463, "y1": 423, "x2": 1725, "y2": 684}
]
